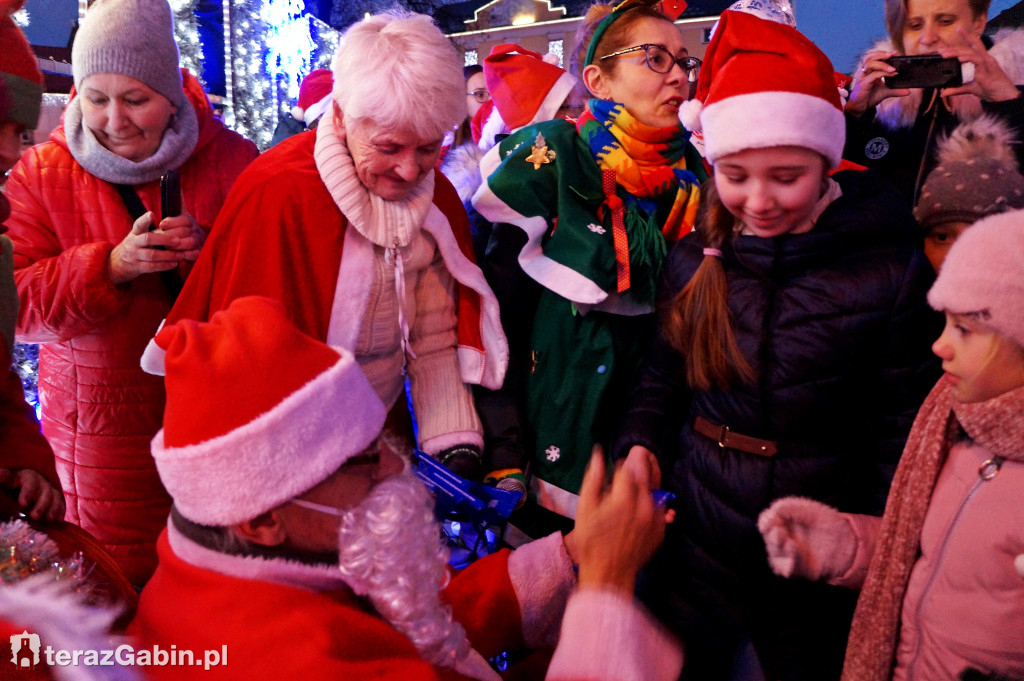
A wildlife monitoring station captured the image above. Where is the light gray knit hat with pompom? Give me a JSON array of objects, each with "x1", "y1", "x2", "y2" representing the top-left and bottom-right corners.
[
  {"x1": 72, "y1": 0, "x2": 184, "y2": 107},
  {"x1": 914, "y1": 115, "x2": 1024, "y2": 230}
]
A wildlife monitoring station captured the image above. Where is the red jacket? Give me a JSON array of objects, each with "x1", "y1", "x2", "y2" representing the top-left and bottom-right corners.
[{"x1": 3, "y1": 70, "x2": 258, "y2": 585}]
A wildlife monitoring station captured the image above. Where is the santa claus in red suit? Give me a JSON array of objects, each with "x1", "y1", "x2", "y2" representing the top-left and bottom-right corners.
[{"x1": 130, "y1": 295, "x2": 682, "y2": 681}]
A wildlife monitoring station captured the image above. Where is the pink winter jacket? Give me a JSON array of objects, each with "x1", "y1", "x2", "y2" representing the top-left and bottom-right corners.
[
  {"x1": 840, "y1": 441, "x2": 1024, "y2": 680},
  {"x1": 4, "y1": 70, "x2": 258, "y2": 585}
]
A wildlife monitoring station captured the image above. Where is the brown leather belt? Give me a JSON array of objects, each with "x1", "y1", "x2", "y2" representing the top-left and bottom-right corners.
[{"x1": 694, "y1": 416, "x2": 778, "y2": 457}]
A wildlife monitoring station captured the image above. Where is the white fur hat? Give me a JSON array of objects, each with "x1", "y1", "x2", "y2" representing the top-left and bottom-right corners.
[
  {"x1": 150, "y1": 296, "x2": 387, "y2": 526},
  {"x1": 928, "y1": 210, "x2": 1024, "y2": 348}
]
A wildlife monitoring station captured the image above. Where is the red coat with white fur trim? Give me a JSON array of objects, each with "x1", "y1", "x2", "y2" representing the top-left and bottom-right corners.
[{"x1": 153, "y1": 131, "x2": 507, "y2": 455}]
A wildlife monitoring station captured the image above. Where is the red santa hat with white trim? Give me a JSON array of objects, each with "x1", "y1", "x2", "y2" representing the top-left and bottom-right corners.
[
  {"x1": 679, "y1": 9, "x2": 844, "y2": 168},
  {"x1": 483, "y1": 44, "x2": 576, "y2": 131},
  {"x1": 0, "y1": 0, "x2": 43, "y2": 130},
  {"x1": 150, "y1": 296, "x2": 387, "y2": 527},
  {"x1": 290, "y1": 68, "x2": 334, "y2": 127},
  {"x1": 477, "y1": 44, "x2": 576, "y2": 150}
]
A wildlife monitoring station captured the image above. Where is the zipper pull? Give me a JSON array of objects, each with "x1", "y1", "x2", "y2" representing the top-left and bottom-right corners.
[{"x1": 978, "y1": 457, "x2": 1004, "y2": 481}]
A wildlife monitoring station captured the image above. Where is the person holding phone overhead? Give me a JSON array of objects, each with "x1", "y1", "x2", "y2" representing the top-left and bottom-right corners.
[
  {"x1": 3, "y1": 0, "x2": 257, "y2": 586},
  {"x1": 843, "y1": 0, "x2": 1024, "y2": 207}
]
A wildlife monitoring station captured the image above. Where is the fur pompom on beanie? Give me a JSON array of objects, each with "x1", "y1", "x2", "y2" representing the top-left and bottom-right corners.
[{"x1": 915, "y1": 115, "x2": 1024, "y2": 230}]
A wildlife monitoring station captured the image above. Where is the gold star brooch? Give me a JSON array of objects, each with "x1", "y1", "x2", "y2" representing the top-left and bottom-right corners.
[{"x1": 525, "y1": 133, "x2": 556, "y2": 170}]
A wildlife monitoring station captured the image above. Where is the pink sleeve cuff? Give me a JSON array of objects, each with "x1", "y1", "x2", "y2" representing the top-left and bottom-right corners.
[
  {"x1": 507, "y1": 532, "x2": 575, "y2": 649},
  {"x1": 547, "y1": 588, "x2": 684, "y2": 681},
  {"x1": 827, "y1": 512, "x2": 882, "y2": 589}
]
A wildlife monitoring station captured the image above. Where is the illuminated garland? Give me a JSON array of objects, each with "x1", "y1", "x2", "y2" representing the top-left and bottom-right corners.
[
  {"x1": 170, "y1": 0, "x2": 205, "y2": 88},
  {"x1": 221, "y1": 1, "x2": 340, "y2": 150}
]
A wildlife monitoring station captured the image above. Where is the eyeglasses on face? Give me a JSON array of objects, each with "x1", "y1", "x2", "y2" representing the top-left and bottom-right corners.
[
  {"x1": 600, "y1": 43, "x2": 701, "y2": 77},
  {"x1": 468, "y1": 88, "x2": 490, "y2": 103}
]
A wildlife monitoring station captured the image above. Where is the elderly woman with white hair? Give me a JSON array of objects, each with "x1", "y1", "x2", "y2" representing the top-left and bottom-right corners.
[{"x1": 150, "y1": 10, "x2": 506, "y2": 477}]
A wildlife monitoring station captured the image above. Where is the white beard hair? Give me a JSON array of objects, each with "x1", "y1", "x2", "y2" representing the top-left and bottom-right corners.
[{"x1": 336, "y1": 466, "x2": 472, "y2": 669}]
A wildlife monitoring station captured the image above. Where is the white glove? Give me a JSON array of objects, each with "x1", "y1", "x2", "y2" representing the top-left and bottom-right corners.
[{"x1": 757, "y1": 497, "x2": 858, "y2": 581}]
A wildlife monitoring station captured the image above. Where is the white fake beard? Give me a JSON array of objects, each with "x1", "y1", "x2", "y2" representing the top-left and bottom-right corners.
[{"x1": 336, "y1": 466, "x2": 471, "y2": 669}]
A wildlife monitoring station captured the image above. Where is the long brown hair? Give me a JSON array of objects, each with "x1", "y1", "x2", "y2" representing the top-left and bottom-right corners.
[
  {"x1": 664, "y1": 180, "x2": 754, "y2": 391},
  {"x1": 569, "y1": 1, "x2": 674, "y2": 107}
]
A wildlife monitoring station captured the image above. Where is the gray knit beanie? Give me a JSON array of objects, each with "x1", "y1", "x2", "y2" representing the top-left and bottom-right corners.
[
  {"x1": 72, "y1": 0, "x2": 184, "y2": 107},
  {"x1": 914, "y1": 115, "x2": 1024, "y2": 231}
]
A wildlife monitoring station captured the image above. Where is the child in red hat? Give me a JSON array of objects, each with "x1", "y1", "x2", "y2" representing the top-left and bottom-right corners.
[{"x1": 614, "y1": 9, "x2": 941, "y2": 680}]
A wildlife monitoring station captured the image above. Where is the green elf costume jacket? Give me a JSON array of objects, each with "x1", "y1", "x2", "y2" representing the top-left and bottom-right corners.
[{"x1": 473, "y1": 101, "x2": 704, "y2": 521}]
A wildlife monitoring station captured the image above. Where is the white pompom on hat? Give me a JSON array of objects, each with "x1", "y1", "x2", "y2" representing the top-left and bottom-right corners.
[
  {"x1": 679, "y1": 10, "x2": 845, "y2": 168},
  {"x1": 928, "y1": 209, "x2": 1024, "y2": 349},
  {"x1": 150, "y1": 296, "x2": 387, "y2": 527}
]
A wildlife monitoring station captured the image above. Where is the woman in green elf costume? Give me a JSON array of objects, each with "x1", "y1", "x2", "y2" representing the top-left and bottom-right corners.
[{"x1": 472, "y1": 0, "x2": 705, "y2": 537}]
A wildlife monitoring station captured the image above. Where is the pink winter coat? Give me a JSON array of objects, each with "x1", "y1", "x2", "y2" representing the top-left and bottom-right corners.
[
  {"x1": 3, "y1": 70, "x2": 258, "y2": 585},
  {"x1": 843, "y1": 441, "x2": 1024, "y2": 680}
]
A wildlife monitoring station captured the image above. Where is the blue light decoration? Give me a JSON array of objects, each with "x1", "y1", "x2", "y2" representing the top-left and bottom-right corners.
[
  {"x1": 12, "y1": 342, "x2": 41, "y2": 423},
  {"x1": 169, "y1": 0, "x2": 205, "y2": 89},
  {"x1": 261, "y1": 0, "x2": 315, "y2": 104},
  {"x1": 221, "y1": 0, "x2": 339, "y2": 149},
  {"x1": 413, "y1": 450, "x2": 522, "y2": 569}
]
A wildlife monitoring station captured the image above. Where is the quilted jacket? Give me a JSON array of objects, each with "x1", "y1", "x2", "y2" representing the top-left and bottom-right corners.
[
  {"x1": 613, "y1": 170, "x2": 943, "y2": 681},
  {"x1": 4, "y1": 70, "x2": 258, "y2": 585}
]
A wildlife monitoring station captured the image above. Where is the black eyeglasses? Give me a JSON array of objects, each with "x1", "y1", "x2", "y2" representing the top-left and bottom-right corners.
[
  {"x1": 600, "y1": 43, "x2": 701, "y2": 78},
  {"x1": 467, "y1": 88, "x2": 490, "y2": 103}
]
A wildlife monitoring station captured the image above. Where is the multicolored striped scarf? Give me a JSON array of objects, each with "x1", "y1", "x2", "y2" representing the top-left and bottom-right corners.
[{"x1": 576, "y1": 98, "x2": 702, "y2": 300}]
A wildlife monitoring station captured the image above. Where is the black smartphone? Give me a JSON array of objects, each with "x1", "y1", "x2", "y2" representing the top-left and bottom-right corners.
[
  {"x1": 159, "y1": 170, "x2": 181, "y2": 224},
  {"x1": 883, "y1": 54, "x2": 965, "y2": 89}
]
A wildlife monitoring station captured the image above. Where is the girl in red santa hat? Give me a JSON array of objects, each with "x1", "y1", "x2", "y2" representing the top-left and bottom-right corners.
[{"x1": 612, "y1": 9, "x2": 942, "y2": 681}]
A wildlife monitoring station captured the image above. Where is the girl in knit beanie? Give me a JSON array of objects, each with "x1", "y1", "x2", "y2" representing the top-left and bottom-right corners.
[
  {"x1": 914, "y1": 115, "x2": 1024, "y2": 272},
  {"x1": 760, "y1": 210, "x2": 1024, "y2": 681}
]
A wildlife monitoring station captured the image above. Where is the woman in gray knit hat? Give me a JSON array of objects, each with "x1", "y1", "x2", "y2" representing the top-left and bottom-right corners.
[{"x1": 2, "y1": 0, "x2": 258, "y2": 586}]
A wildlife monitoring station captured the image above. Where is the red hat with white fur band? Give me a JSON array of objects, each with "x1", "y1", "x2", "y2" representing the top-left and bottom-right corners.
[
  {"x1": 290, "y1": 68, "x2": 334, "y2": 127},
  {"x1": 679, "y1": 10, "x2": 844, "y2": 167},
  {"x1": 0, "y1": 0, "x2": 43, "y2": 129},
  {"x1": 150, "y1": 296, "x2": 387, "y2": 527},
  {"x1": 483, "y1": 44, "x2": 576, "y2": 132}
]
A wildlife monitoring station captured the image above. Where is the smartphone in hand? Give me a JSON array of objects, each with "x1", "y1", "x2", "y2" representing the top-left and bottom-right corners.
[
  {"x1": 151, "y1": 170, "x2": 181, "y2": 251},
  {"x1": 159, "y1": 169, "x2": 181, "y2": 221},
  {"x1": 882, "y1": 54, "x2": 972, "y2": 89}
]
